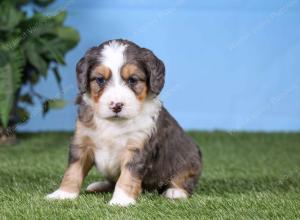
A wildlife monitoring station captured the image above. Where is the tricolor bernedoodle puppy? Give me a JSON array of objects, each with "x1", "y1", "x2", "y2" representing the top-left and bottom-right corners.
[{"x1": 46, "y1": 39, "x2": 202, "y2": 206}]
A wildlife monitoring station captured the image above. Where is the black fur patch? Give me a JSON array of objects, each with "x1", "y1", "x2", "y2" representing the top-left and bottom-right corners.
[{"x1": 127, "y1": 107, "x2": 202, "y2": 194}]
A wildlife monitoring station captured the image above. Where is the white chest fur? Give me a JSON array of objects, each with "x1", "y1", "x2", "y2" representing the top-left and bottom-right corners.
[
  {"x1": 82, "y1": 99, "x2": 161, "y2": 180},
  {"x1": 93, "y1": 137, "x2": 125, "y2": 179}
]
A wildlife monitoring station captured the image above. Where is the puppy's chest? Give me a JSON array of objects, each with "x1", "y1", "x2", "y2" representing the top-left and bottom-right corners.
[
  {"x1": 92, "y1": 134, "x2": 127, "y2": 180},
  {"x1": 87, "y1": 119, "x2": 155, "y2": 180}
]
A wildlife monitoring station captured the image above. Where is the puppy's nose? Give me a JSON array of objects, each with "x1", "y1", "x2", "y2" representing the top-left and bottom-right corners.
[{"x1": 111, "y1": 102, "x2": 124, "y2": 113}]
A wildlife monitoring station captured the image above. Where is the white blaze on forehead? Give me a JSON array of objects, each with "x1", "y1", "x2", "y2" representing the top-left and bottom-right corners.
[
  {"x1": 100, "y1": 40, "x2": 127, "y2": 84},
  {"x1": 96, "y1": 40, "x2": 142, "y2": 119}
]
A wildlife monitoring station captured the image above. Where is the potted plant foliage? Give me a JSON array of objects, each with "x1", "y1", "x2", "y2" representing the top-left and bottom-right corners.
[{"x1": 0, "y1": 0, "x2": 79, "y2": 145}]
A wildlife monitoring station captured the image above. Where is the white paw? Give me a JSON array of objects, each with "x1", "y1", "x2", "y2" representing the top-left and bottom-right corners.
[
  {"x1": 109, "y1": 186, "x2": 136, "y2": 207},
  {"x1": 45, "y1": 189, "x2": 78, "y2": 200},
  {"x1": 86, "y1": 181, "x2": 111, "y2": 192},
  {"x1": 163, "y1": 188, "x2": 188, "y2": 199}
]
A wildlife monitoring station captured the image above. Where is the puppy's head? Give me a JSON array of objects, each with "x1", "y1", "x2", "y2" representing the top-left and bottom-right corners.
[{"x1": 76, "y1": 39, "x2": 165, "y2": 120}]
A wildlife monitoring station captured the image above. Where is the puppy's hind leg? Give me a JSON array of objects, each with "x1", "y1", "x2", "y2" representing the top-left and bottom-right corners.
[
  {"x1": 86, "y1": 180, "x2": 115, "y2": 193},
  {"x1": 163, "y1": 168, "x2": 200, "y2": 200},
  {"x1": 163, "y1": 188, "x2": 188, "y2": 199}
]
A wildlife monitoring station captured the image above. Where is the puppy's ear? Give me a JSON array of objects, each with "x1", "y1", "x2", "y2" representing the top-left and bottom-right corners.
[
  {"x1": 76, "y1": 57, "x2": 89, "y2": 94},
  {"x1": 142, "y1": 48, "x2": 165, "y2": 95},
  {"x1": 76, "y1": 47, "x2": 99, "y2": 94}
]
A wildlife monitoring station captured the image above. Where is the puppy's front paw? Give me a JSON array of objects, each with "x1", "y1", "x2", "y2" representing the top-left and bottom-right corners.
[
  {"x1": 45, "y1": 189, "x2": 78, "y2": 200},
  {"x1": 109, "y1": 197, "x2": 136, "y2": 207},
  {"x1": 109, "y1": 186, "x2": 136, "y2": 207}
]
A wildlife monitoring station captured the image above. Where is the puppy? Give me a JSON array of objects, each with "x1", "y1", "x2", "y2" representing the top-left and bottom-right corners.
[{"x1": 46, "y1": 39, "x2": 202, "y2": 206}]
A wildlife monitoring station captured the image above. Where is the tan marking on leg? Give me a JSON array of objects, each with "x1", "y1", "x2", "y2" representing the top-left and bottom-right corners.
[
  {"x1": 115, "y1": 139, "x2": 144, "y2": 199},
  {"x1": 170, "y1": 169, "x2": 199, "y2": 195},
  {"x1": 116, "y1": 169, "x2": 142, "y2": 199},
  {"x1": 59, "y1": 135, "x2": 95, "y2": 193}
]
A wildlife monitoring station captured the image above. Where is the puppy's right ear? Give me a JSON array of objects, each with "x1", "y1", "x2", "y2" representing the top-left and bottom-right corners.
[{"x1": 76, "y1": 57, "x2": 89, "y2": 94}]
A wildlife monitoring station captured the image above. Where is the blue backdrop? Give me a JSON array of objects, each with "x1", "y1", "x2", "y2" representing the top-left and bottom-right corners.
[{"x1": 20, "y1": 0, "x2": 300, "y2": 131}]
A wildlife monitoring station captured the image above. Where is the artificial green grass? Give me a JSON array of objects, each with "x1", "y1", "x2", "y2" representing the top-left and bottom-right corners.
[{"x1": 0, "y1": 131, "x2": 299, "y2": 219}]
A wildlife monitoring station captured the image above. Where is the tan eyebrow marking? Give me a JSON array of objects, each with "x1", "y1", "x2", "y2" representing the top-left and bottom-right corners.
[
  {"x1": 90, "y1": 65, "x2": 111, "y2": 80},
  {"x1": 121, "y1": 64, "x2": 148, "y2": 101},
  {"x1": 121, "y1": 64, "x2": 146, "y2": 81}
]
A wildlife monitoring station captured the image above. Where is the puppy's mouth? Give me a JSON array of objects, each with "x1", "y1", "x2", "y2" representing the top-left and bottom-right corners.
[{"x1": 107, "y1": 114, "x2": 128, "y2": 121}]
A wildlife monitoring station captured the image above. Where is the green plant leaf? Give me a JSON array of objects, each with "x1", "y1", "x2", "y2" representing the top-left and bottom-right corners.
[
  {"x1": 56, "y1": 26, "x2": 80, "y2": 49},
  {"x1": 38, "y1": 38, "x2": 65, "y2": 64},
  {"x1": 0, "y1": 51, "x2": 9, "y2": 65},
  {"x1": 17, "y1": 106, "x2": 30, "y2": 124},
  {"x1": 0, "y1": 1, "x2": 24, "y2": 31},
  {"x1": 33, "y1": 0, "x2": 55, "y2": 7},
  {"x1": 42, "y1": 98, "x2": 67, "y2": 116},
  {"x1": 47, "y1": 99, "x2": 67, "y2": 109},
  {"x1": 19, "y1": 93, "x2": 34, "y2": 105},
  {"x1": 52, "y1": 11, "x2": 67, "y2": 25},
  {"x1": 0, "y1": 2, "x2": 79, "y2": 126},
  {"x1": 52, "y1": 66, "x2": 61, "y2": 84},
  {"x1": 0, "y1": 37, "x2": 21, "y2": 51},
  {"x1": 24, "y1": 41, "x2": 48, "y2": 75},
  {"x1": 0, "y1": 50, "x2": 24, "y2": 127},
  {"x1": 52, "y1": 66, "x2": 63, "y2": 95},
  {"x1": 19, "y1": 13, "x2": 58, "y2": 38}
]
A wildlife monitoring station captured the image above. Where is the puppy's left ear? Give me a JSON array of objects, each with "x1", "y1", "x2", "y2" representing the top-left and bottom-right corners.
[{"x1": 142, "y1": 48, "x2": 165, "y2": 95}]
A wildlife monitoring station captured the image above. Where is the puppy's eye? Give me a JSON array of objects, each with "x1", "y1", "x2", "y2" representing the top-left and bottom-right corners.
[
  {"x1": 128, "y1": 76, "x2": 138, "y2": 86},
  {"x1": 96, "y1": 75, "x2": 106, "y2": 86}
]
